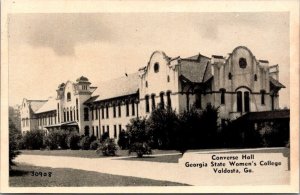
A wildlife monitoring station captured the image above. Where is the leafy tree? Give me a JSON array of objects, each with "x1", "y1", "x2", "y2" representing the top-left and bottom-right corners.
[
  {"x1": 21, "y1": 129, "x2": 45, "y2": 149},
  {"x1": 79, "y1": 136, "x2": 92, "y2": 150},
  {"x1": 127, "y1": 117, "x2": 152, "y2": 158},
  {"x1": 97, "y1": 138, "x2": 117, "y2": 156},
  {"x1": 9, "y1": 119, "x2": 21, "y2": 169},
  {"x1": 146, "y1": 107, "x2": 179, "y2": 149},
  {"x1": 67, "y1": 131, "x2": 80, "y2": 150},
  {"x1": 117, "y1": 129, "x2": 129, "y2": 149},
  {"x1": 43, "y1": 130, "x2": 69, "y2": 150}
]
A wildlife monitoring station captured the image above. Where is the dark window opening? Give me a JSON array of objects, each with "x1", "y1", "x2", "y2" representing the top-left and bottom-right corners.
[
  {"x1": 151, "y1": 94, "x2": 156, "y2": 110},
  {"x1": 160, "y1": 93, "x2": 164, "y2": 109},
  {"x1": 244, "y1": 91, "x2": 250, "y2": 112},
  {"x1": 113, "y1": 104, "x2": 116, "y2": 118},
  {"x1": 84, "y1": 107, "x2": 89, "y2": 121},
  {"x1": 106, "y1": 105, "x2": 109, "y2": 119},
  {"x1": 67, "y1": 109, "x2": 69, "y2": 121},
  {"x1": 70, "y1": 110, "x2": 73, "y2": 121},
  {"x1": 102, "y1": 107, "x2": 104, "y2": 119},
  {"x1": 91, "y1": 108, "x2": 94, "y2": 120},
  {"x1": 126, "y1": 102, "x2": 129, "y2": 116},
  {"x1": 261, "y1": 90, "x2": 265, "y2": 105},
  {"x1": 254, "y1": 74, "x2": 257, "y2": 81},
  {"x1": 228, "y1": 72, "x2": 232, "y2": 80},
  {"x1": 76, "y1": 109, "x2": 79, "y2": 121},
  {"x1": 166, "y1": 91, "x2": 171, "y2": 108},
  {"x1": 118, "y1": 103, "x2": 121, "y2": 117},
  {"x1": 96, "y1": 108, "x2": 98, "y2": 119},
  {"x1": 107, "y1": 125, "x2": 110, "y2": 136},
  {"x1": 154, "y1": 63, "x2": 159, "y2": 73},
  {"x1": 84, "y1": 126, "x2": 90, "y2": 136},
  {"x1": 145, "y1": 81, "x2": 148, "y2": 88},
  {"x1": 114, "y1": 125, "x2": 117, "y2": 138},
  {"x1": 239, "y1": 58, "x2": 247, "y2": 69},
  {"x1": 195, "y1": 92, "x2": 201, "y2": 109},
  {"x1": 145, "y1": 95, "x2": 150, "y2": 113},
  {"x1": 57, "y1": 103, "x2": 60, "y2": 123},
  {"x1": 67, "y1": 92, "x2": 71, "y2": 101},
  {"x1": 237, "y1": 91, "x2": 242, "y2": 112},
  {"x1": 132, "y1": 102, "x2": 135, "y2": 116},
  {"x1": 167, "y1": 75, "x2": 170, "y2": 82},
  {"x1": 220, "y1": 89, "x2": 226, "y2": 105}
]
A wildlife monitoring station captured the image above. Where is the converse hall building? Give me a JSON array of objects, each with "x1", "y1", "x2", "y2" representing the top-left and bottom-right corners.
[{"x1": 20, "y1": 46, "x2": 285, "y2": 138}]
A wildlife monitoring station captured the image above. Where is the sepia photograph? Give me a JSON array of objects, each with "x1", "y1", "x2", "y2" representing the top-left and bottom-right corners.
[{"x1": 1, "y1": 0, "x2": 299, "y2": 193}]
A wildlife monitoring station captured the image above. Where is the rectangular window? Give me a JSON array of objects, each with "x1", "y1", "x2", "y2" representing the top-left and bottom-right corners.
[
  {"x1": 118, "y1": 104, "x2": 121, "y2": 117},
  {"x1": 195, "y1": 93, "x2": 201, "y2": 109},
  {"x1": 96, "y1": 126, "x2": 99, "y2": 137},
  {"x1": 91, "y1": 108, "x2": 94, "y2": 120},
  {"x1": 84, "y1": 108, "x2": 89, "y2": 121},
  {"x1": 92, "y1": 126, "x2": 94, "y2": 135},
  {"x1": 106, "y1": 106, "x2": 109, "y2": 119},
  {"x1": 145, "y1": 96, "x2": 150, "y2": 113},
  {"x1": 221, "y1": 90, "x2": 225, "y2": 105},
  {"x1": 151, "y1": 94, "x2": 156, "y2": 110},
  {"x1": 126, "y1": 102, "x2": 129, "y2": 116},
  {"x1": 244, "y1": 91, "x2": 250, "y2": 112},
  {"x1": 132, "y1": 102, "x2": 135, "y2": 116},
  {"x1": 113, "y1": 105, "x2": 116, "y2": 118},
  {"x1": 76, "y1": 109, "x2": 79, "y2": 121},
  {"x1": 261, "y1": 91, "x2": 265, "y2": 105},
  {"x1": 167, "y1": 92, "x2": 172, "y2": 108},
  {"x1": 119, "y1": 124, "x2": 122, "y2": 134},
  {"x1": 237, "y1": 92, "x2": 242, "y2": 112},
  {"x1": 102, "y1": 126, "x2": 105, "y2": 134},
  {"x1": 96, "y1": 108, "x2": 98, "y2": 119},
  {"x1": 107, "y1": 125, "x2": 110, "y2": 137},
  {"x1": 70, "y1": 110, "x2": 73, "y2": 121},
  {"x1": 160, "y1": 93, "x2": 164, "y2": 109},
  {"x1": 114, "y1": 125, "x2": 117, "y2": 138},
  {"x1": 102, "y1": 108, "x2": 104, "y2": 119},
  {"x1": 67, "y1": 111, "x2": 69, "y2": 121}
]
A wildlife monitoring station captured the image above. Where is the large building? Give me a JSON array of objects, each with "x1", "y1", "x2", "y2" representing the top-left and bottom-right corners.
[{"x1": 20, "y1": 46, "x2": 285, "y2": 139}]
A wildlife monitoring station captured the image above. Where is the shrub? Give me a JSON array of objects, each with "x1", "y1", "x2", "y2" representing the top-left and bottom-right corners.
[
  {"x1": 9, "y1": 119, "x2": 21, "y2": 169},
  {"x1": 146, "y1": 107, "x2": 179, "y2": 149},
  {"x1": 21, "y1": 129, "x2": 45, "y2": 150},
  {"x1": 96, "y1": 138, "x2": 117, "y2": 156},
  {"x1": 100, "y1": 132, "x2": 109, "y2": 142},
  {"x1": 127, "y1": 117, "x2": 152, "y2": 157},
  {"x1": 90, "y1": 140, "x2": 101, "y2": 150},
  {"x1": 117, "y1": 130, "x2": 129, "y2": 149},
  {"x1": 43, "y1": 130, "x2": 69, "y2": 150},
  {"x1": 79, "y1": 136, "x2": 92, "y2": 150},
  {"x1": 67, "y1": 131, "x2": 80, "y2": 150},
  {"x1": 129, "y1": 142, "x2": 152, "y2": 158}
]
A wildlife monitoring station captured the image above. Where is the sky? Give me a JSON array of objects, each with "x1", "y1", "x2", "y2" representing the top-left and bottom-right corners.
[{"x1": 8, "y1": 12, "x2": 290, "y2": 108}]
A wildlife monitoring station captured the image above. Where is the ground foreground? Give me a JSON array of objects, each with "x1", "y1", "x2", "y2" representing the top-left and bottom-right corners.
[
  {"x1": 13, "y1": 147, "x2": 290, "y2": 186},
  {"x1": 10, "y1": 163, "x2": 187, "y2": 186}
]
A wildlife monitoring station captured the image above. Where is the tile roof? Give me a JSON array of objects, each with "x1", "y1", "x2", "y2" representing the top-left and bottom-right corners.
[
  {"x1": 27, "y1": 100, "x2": 47, "y2": 113},
  {"x1": 180, "y1": 54, "x2": 211, "y2": 83},
  {"x1": 35, "y1": 97, "x2": 57, "y2": 114},
  {"x1": 91, "y1": 72, "x2": 139, "y2": 102},
  {"x1": 236, "y1": 110, "x2": 289, "y2": 122},
  {"x1": 269, "y1": 76, "x2": 285, "y2": 88}
]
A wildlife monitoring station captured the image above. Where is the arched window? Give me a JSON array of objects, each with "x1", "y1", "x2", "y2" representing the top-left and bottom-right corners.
[
  {"x1": 84, "y1": 107, "x2": 89, "y2": 121},
  {"x1": 63, "y1": 109, "x2": 66, "y2": 122},
  {"x1": 154, "y1": 62, "x2": 159, "y2": 73},
  {"x1": 67, "y1": 108, "x2": 69, "y2": 121},
  {"x1": 220, "y1": 89, "x2": 226, "y2": 105},
  {"x1": 244, "y1": 91, "x2": 250, "y2": 112},
  {"x1": 237, "y1": 91, "x2": 243, "y2": 112},
  {"x1": 126, "y1": 102, "x2": 129, "y2": 116},
  {"x1": 160, "y1": 92, "x2": 165, "y2": 109},
  {"x1": 228, "y1": 72, "x2": 232, "y2": 80},
  {"x1": 145, "y1": 95, "x2": 150, "y2": 113},
  {"x1": 195, "y1": 92, "x2": 201, "y2": 109},
  {"x1": 254, "y1": 74, "x2": 258, "y2": 81},
  {"x1": 132, "y1": 101, "x2": 135, "y2": 116},
  {"x1": 57, "y1": 103, "x2": 60, "y2": 123},
  {"x1": 70, "y1": 109, "x2": 73, "y2": 121},
  {"x1": 239, "y1": 58, "x2": 247, "y2": 69},
  {"x1": 151, "y1": 94, "x2": 156, "y2": 110},
  {"x1": 261, "y1": 90, "x2": 265, "y2": 105},
  {"x1": 67, "y1": 92, "x2": 71, "y2": 101},
  {"x1": 76, "y1": 98, "x2": 79, "y2": 121},
  {"x1": 166, "y1": 91, "x2": 172, "y2": 108}
]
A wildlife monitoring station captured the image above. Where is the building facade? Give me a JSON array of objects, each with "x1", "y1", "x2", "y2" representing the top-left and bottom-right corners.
[{"x1": 20, "y1": 46, "x2": 285, "y2": 140}]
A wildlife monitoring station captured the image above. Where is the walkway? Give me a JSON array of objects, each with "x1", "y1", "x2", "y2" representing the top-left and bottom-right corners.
[{"x1": 15, "y1": 148, "x2": 290, "y2": 186}]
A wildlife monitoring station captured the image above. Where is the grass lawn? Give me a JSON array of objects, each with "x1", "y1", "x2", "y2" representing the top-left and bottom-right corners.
[
  {"x1": 20, "y1": 149, "x2": 181, "y2": 158},
  {"x1": 117, "y1": 154, "x2": 182, "y2": 163},
  {"x1": 9, "y1": 163, "x2": 189, "y2": 187}
]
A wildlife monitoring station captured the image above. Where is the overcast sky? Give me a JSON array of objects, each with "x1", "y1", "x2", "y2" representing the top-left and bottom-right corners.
[{"x1": 8, "y1": 12, "x2": 290, "y2": 108}]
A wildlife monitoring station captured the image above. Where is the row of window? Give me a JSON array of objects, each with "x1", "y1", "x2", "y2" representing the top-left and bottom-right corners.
[
  {"x1": 84, "y1": 102, "x2": 137, "y2": 121},
  {"x1": 63, "y1": 108, "x2": 79, "y2": 122},
  {"x1": 145, "y1": 92, "x2": 172, "y2": 112},
  {"x1": 228, "y1": 72, "x2": 258, "y2": 81},
  {"x1": 37, "y1": 114, "x2": 57, "y2": 127},
  {"x1": 85, "y1": 124, "x2": 123, "y2": 139}
]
